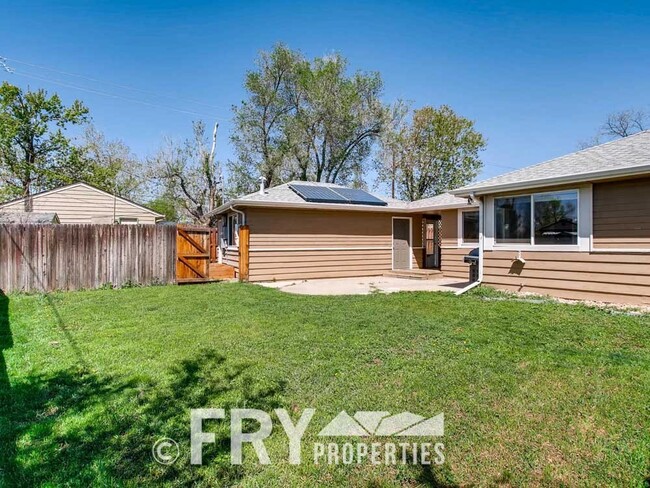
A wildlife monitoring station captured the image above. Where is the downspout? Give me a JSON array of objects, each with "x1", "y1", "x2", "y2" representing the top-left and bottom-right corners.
[
  {"x1": 456, "y1": 195, "x2": 484, "y2": 295},
  {"x1": 228, "y1": 205, "x2": 246, "y2": 226}
]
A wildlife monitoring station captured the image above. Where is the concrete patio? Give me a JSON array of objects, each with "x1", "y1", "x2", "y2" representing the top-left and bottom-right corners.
[{"x1": 257, "y1": 276, "x2": 470, "y2": 296}]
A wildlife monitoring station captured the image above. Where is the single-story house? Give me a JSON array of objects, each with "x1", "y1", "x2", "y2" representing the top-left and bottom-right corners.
[
  {"x1": 451, "y1": 129, "x2": 650, "y2": 305},
  {"x1": 208, "y1": 181, "x2": 478, "y2": 282},
  {"x1": 210, "y1": 130, "x2": 650, "y2": 305},
  {"x1": 0, "y1": 183, "x2": 164, "y2": 224}
]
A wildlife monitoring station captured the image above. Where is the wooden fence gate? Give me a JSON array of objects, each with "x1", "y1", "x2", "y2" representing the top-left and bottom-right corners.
[{"x1": 176, "y1": 225, "x2": 235, "y2": 283}]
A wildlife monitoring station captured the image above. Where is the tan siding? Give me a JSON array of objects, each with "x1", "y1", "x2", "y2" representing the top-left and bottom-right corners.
[
  {"x1": 441, "y1": 248, "x2": 470, "y2": 279},
  {"x1": 223, "y1": 207, "x2": 468, "y2": 282},
  {"x1": 483, "y1": 250, "x2": 650, "y2": 304},
  {"x1": 1, "y1": 184, "x2": 160, "y2": 224},
  {"x1": 439, "y1": 209, "x2": 458, "y2": 247},
  {"x1": 593, "y1": 178, "x2": 650, "y2": 249},
  {"x1": 223, "y1": 248, "x2": 240, "y2": 277},
  {"x1": 438, "y1": 209, "x2": 471, "y2": 279},
  {"x1": 247, "y1": 208, "x2": 394, "y2": 281}
]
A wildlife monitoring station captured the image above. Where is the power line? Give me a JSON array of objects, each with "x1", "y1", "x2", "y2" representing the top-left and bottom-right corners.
[
  {"x1": 0, "y1": 57, "x2": 14, "y2": 73},
  {"x1": 12, "y1": 70, "x2": 228, "y2": 120},
  {"x1": 483, "y1": 161, "x2": 519, "y2": 171},
  {"x1": 4, "y1": 56, "x2": 228, "y2": 112}
]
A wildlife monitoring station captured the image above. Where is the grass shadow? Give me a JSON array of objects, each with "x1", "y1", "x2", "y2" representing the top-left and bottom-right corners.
[
  {"x1": 417, "y1": 463, "x2": 459, "y2": 487},
  {"x1": 0, "y1": 289, "x2": 11, "y2": 390},
  {"x1": 0, "y1": 350, "x2": 286, "y2": 486}
]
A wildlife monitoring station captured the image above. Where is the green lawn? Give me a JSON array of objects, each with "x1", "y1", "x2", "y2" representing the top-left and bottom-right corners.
[{"x1": 1, "y1": 283, "x2": 649, "y2": 487}]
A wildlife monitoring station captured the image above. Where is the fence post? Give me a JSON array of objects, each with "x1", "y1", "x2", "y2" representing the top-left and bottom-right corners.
[{"x1": 238, "y1": 225, "x2": 250, "y2": 282}]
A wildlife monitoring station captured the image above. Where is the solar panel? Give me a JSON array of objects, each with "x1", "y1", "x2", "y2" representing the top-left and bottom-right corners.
[
  {"x1": 331, "y1": 188, "x2": 388, "y2": 206},
  {"x1": 289, "y1": 183, "x2": 388, "y2": 206},
  {"x1": 289, "y1": 184, "x2": 348, "y2": 204}
]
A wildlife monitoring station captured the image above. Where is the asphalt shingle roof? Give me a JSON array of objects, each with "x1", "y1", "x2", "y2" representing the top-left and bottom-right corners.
[
  {"x1": 453, "y1": 130, "x2": 650, "y2": 195},
  {"x1": 408, "y1": 192, "x2": 469, "y2": 209},
  {"x1": 236, "y1": 181, "x2": 411, "y2": 208},
  {"x1": 0, "y1": 212, "x2": 60, "y2": 224},
  {"x1": 212, "y1": 181, "x2": 473, "y2": 216}
]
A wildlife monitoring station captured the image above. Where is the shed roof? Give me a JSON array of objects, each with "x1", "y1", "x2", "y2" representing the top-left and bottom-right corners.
[{"x1": 0, "y1": 212, "x2": 60, "y2": 224}]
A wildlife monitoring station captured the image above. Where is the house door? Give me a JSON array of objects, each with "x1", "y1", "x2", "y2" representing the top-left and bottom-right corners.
[
  {"x1": 392, "y1": 218, "x2": 411, "y2": 270},
  {"x1": 424, "y1": 217, "x2": 441, "y2": 269}
]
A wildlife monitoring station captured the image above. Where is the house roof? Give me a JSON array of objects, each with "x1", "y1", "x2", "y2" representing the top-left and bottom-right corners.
[
  {"x1": 209, "y1": 181, "x2": 474, "y2": 217},
  {"x1": 407, "y1": 192, "x2": 472, "y2": 210},
  {"x1": 451, "y1": 130, "x2": 650, "y2": 196},
  {"x1": 0, "y1": 212, "x2": 60, "y2": 224},
  {"x1": 0, "y1": 182, "x2": 165, "y2": 218}
]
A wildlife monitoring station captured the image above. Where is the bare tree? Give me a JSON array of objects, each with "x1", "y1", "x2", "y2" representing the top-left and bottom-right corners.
[
  {"x1": 150, "y1": 121, "x2": 223, "y2": 224},
  {"x1": 579, "y1": 108, "x2": 649, "y2": 149},
  {"x1": 602, "y1": 109, "x2": 648, "y2": 138}
]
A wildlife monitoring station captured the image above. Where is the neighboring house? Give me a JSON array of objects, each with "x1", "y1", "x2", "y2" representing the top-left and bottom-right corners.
[
  {"x1": 451, "y1": 130, "x2": 650, "y2": 305},
  {"x1": 0, "y1": 212, "x2": 60, "y2": 224},
  {"x1": 0, "y1": 183, "x2": 164, "y2": 224},
  {"x1": 207, "y1": 181, "x2": 477, "y2": 282}
]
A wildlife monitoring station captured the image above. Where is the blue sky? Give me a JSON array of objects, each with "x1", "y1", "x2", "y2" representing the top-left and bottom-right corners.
[{"x1": 2, "y1": 0, "x2": 649, "y2": 193}]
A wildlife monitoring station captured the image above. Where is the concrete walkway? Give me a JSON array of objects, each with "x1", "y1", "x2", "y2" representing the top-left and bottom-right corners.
[{"x1": 257, "y1": 276, "x2": 470, "y2": 296}]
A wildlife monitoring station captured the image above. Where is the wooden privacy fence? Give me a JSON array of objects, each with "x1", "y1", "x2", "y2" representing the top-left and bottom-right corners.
[{"x1": 0, "y1": 224, "x2": 176, "y2": 292}]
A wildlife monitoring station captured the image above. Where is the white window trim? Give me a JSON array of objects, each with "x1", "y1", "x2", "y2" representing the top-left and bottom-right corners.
[
  {"x1": 117, "y1": 217, "x2": 139, "y2": 225},
  {"x1": 224, "y1": 213, "x2": 239, "y2": 250},
  {"x1": 458, "y1": 209, "x2": 480, "y2": 248},
  {"x1": 486, "y1": 186, "x2": 591, "y2": 252},
  {"x1": 391, "y1": 216, "x2": 413, "y2": 270}
]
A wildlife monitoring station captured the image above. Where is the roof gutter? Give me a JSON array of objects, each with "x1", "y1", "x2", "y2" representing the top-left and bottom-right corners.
[
  {"x1": 227, "y1": 204, "x2": 246, "y2": 225},
  {"x1": 450, "y1": 163, "x2": 650, "y2": 197},
  {"x1": 206, "y1": 199, "x2": 473, "y2": 217},
  {"x1": 455, "y1": 196, "x2": 483, "y2": 296}
]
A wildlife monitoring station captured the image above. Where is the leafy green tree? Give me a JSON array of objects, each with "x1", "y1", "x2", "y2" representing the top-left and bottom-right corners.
[
  {"x1": 0, "y1": 82, "x2": 89, "y2": 204},
  {"x1": 146, "y1": 194, "x2": 180, "y2": 222},
  {"x1": 229, "y1": 45, "x2": 300, "y2": 194},
  {"x1": 288, "y1": 54, "x2": 387, "y2": 185},
  {"x1": 73, "y1": 125, "x2": 145, "y2": 200},
  {"x1": 376, "y1": 105, "x2": 486, "y2": 201},
  {"x1": 230, "y1": 45, "x2": 388, "y2": 193}
]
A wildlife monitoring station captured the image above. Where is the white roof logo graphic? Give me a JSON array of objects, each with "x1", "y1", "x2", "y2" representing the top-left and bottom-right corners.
[{"x1": 318, "y1": 411, "x2": 444, "y2": 437}]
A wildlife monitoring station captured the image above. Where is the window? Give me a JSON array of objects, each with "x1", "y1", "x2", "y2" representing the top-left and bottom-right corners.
[
  {"x1": 494, "y1": 190, "x2": 578, "y2": 246},
  {"x1": 534, "y1": 191, "x2": 578, "y2": 245},
  {"x1": 118, "y1": 217, "x2": 139, "y2": 225},
  {"x1": 461, "y1": 211, "x2": 479, "y2": 244},
  {"x1": 495, "y1": 196, "x2": 531, "y2": 244},
  {"x1": 225, "y1": 214, "x2": 239, "y2": 247}
]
